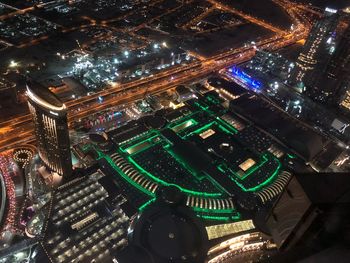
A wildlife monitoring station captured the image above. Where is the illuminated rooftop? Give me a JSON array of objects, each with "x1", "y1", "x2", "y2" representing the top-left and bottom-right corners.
[{"x1": 26, "y1": 81, "x2": 66, "y2": 111}]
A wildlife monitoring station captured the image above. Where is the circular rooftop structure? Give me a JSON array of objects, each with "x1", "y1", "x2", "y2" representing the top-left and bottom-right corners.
[
  {"x1": 143, "y1": 115, "x2": 167, "y2": 130},
  {"x1": 89, "y1": 132, "x2": 108, "y2": 143},
  {"x1": 128, "y1": 186, "x2": 209, "y2": 263}
]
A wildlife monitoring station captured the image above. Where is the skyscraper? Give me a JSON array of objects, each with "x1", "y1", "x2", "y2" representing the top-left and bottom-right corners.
[
  {"x1": 311, "y1": 12, "x2": 350, "y2": 104},
  {"x1": 26, "y1": 81, "x2": 72, "y2": 177},
  {"x1": 289, "y1": 9, "x2": 339, "y2": 100},
  {"x1": 330, "y1": 21, "x2": 350, "y2": 107}
]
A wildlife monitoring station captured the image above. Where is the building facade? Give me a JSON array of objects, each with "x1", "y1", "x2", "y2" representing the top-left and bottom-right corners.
[
  {"x1": 26, "y1": 82, "x2": 72, "y2": 177},
  {"x1": 332, "y1": 22, "x2": 350, "y2": 108},
  {"x1": 289, "y1": 9, "x2": 339, "y2": 100}
]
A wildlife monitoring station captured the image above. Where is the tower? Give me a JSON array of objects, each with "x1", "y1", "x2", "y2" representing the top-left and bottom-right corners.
[
  {"x1": 329, "y1": 22, "x2": 350, "y2": 105},
  {"x1": 289, "y1": 9, "x2": 339, "y2": 100},
  {"x1": 26, "y1": 81, "x2": 72, "y2": 177}
]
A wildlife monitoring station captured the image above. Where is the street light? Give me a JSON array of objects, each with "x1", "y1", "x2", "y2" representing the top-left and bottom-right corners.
[{"x1": 9, "y1": 60, "x2": 19, "y2": 68}]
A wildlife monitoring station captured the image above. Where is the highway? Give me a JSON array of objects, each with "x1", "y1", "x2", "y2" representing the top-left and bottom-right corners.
[{"x1": 0, "y1": 0, "x2": 310, "y2": 152}]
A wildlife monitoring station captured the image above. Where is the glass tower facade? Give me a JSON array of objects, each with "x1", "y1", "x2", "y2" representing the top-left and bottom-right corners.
[
  {"x1": 289, "y1": 9, "x2": 339, "y2": 101},
  {"x1": 26, "y1": 82, "x2": 72, "y2": 177}
]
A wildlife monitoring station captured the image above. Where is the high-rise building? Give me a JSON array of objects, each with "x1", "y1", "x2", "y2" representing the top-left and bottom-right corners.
[
  {"x1": 26, "y1": 81, "x2": 72, "y2": 177},
  {"x1": 326, "y1": 20, "x2": 350, "y2": 81},
  {"x1": 312, "y1": 13, "x2": 350, "y2": 104},
  {"x1": 289, "y1": 9, "x2": 339, "y2": 100},
  {"x1": 331, "y1": 22, "x2": 350, "y2": 106},
  {"x1": 338, "y1": 78, "x2": 350, "y2": 113}
]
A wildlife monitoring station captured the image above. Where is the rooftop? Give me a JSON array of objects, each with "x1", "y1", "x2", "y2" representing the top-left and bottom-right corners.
[{"x1": 26, "y1": 81, "x2": 65, "y2": 111}]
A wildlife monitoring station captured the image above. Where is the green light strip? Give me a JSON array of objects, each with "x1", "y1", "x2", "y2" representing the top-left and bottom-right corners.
[
  {"x1": 198, "y1": 214, "x2": 241, "y2": 222},
  {"x1": 165, "y1": 110, "x2": 202, "y2": 130},
  {"x1": 287, "y1": 153, "x2": 296, "y2": 159},
  {"x1": 119, "y1": 130, "x2": 157, "y2": 150},
  {"x1": 170, "y1": 118, "x2": 198, "y2": 133},
  {"x1": 127, "y1": 156, "x2": 222, "y2": 198},
  {"x1": 234, "y1": 157, "x2": 282, "y2": 192},
  {"x1": 185, "y1": 121, "x2": 215, "y2": 138},
  {"x1": 139, "y1": 198, "x2": 239, "y2": 222},
  {"x1": 215, "y1": 116, "x2": 239, "y2": 134},
  {"x1": 192, "y1": 206, "x2": 235, "y2": 214},
  {"x1": 239, "y1": 154, "x2": 269, "y2": 180},
  {"x1": 138, "y1": 198, "x2": 156, "y2": 212},
  {"x1": 122, "y1": 134, "x2": 159, "y2": 154},
  {"x1": 194, "y1": 101, "x2": 209, "y2": 111},
  {"x1": 206, "y1": 94, "x2": 222, "y2": 105}
]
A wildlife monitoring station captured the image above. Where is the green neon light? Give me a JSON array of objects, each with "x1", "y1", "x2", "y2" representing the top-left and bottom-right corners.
[
  {"x1": 217, "y1": 123, "x2": 232, "y2": 135},
  {"x1": 165, "y1": 110, "x2": 201, "y2": 131},
  {"x1": 138, "y1": 198, "x2": 240, "y2": 222},
  {"x1": 239, "y1": 154, "x2": 268, "y2": 180},
  {"x1": 197, "y1": 214, "x2": 241, "y2": 222},
  {"x1": 217, "y1": 164, "x2": 226, "y2": 173},
  {"x1": 234, "y1": 157, "x2": 282, "y2": 192},
  {"x1": 215, "y1": 117, "x2": 239, "y2": 134},
  {"x1": 287, "y1": 153, "x2": 296, "y2": 159},
  {"x1": 186, "y1": 121, "x2": 215, "y2": 138},
  {"x1": 122, "y1": 134, "x2": 159, "y2": 154},
  {"x1": 192, "y1": 206, "x2": 235, "y2": 214},
  {"x1": 138, "y1": 198, "x2": 156, "y2": 212},
  {"x1": 194, "y1": 101, "x2": 209, "y2": 111},
  {"x1": 206, "y1": 94, "x2": 222, "y2": 105},
  {"x1": 183, "y1": 118, "x2": 238, "y2": 140},
  {"x1": 217, "y1": 154, "x2": 269, "y2": 183},
  {"x1": 170, "y1": 118, "x2": 198, "y2": 133},
  {"x1": 119, "y1": 130, "x2": 157, "y2": 149},
  {"x1": 127, "y1": 156, "x2": 222, "y2": 198}
]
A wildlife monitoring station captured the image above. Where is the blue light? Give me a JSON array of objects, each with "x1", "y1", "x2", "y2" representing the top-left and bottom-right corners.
[
  {"x1": 230, "y1": 66, "x2": 262, "y2": 90},
  {"x1": 98, "y1": 96, "x2": 103, "y2": 102}
]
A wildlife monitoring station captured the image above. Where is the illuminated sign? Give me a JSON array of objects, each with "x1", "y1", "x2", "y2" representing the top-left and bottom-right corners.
[
  {"x1": 230, "y1": 66, "x2": 262, "y2": 90},
  {"x1": 325, "y1": 7, "x2": 337, "y2": 14}
]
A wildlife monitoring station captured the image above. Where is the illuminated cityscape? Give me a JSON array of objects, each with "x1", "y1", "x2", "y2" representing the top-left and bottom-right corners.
[{"x1": 0, "y1": 0, "x2": 350, "y2": 262}]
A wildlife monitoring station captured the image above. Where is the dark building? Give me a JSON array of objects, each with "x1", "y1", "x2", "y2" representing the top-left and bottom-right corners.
[
  {"x1": 289, "y1": 9, "x2": 339, "y2": 100},
  {"x1": 26, "y1": 81, "x2": 72, "y2": 177},
  {"x1": 115, "y1": 186, "x2": 209, "y2": 263},
  {"x1": 0, "y1": 78, "x2": 17, "y2": 108},
  {"x1": 265, "y1": 173, "x2": 350, "y2": 261}
]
